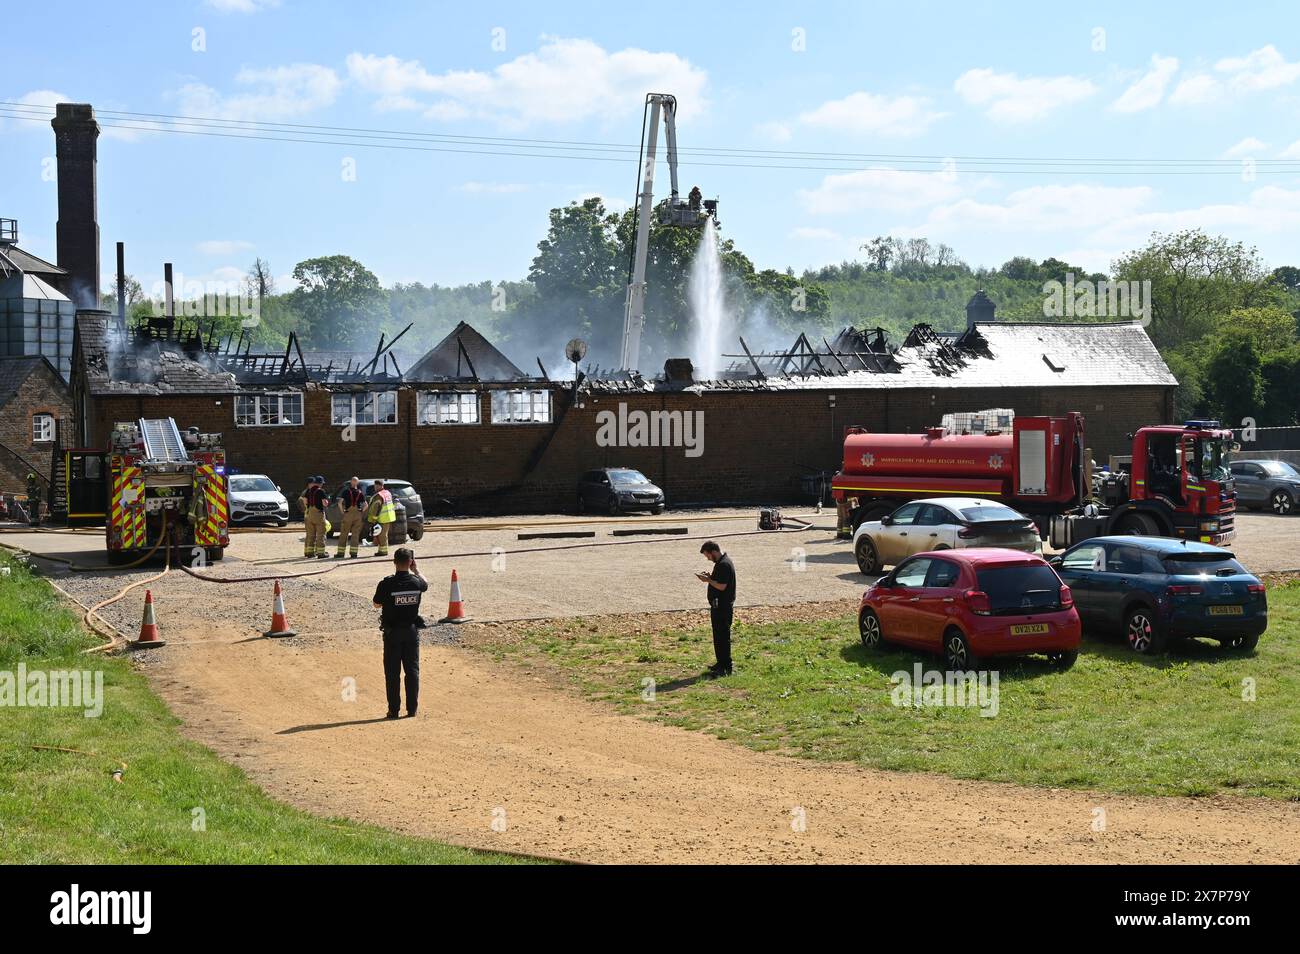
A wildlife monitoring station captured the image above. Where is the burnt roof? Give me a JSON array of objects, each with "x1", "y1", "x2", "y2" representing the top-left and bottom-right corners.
[
  {"x1": 74, "y1": 313, "x2": 239, "y2": 396},
  {"x1": 406, "y1": 321, "x2": 527, "y2": 381}
]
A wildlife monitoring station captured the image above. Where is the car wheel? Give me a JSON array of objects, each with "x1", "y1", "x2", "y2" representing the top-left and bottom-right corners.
[
  {"x1": 1116, "y1": 512, "x2": 1160, "y2": 536},
  {"x1": 408, "y1": 525, "x2": 424, "y2": 541},
  {"x1": 326, "y1": 527, "x2": 336, "y2": 538},
  {"x1": 859, "y1": 608, "x2": 884, "y2": 650},
  {"x1": 1045, "y1": 650, "x2": 1078, "y2": 670},
  {"x1": 277, "y1": 519, "x2": 288, "y2": 528},
  {"x1": 608, "y1": 497, "x2": 621, "y2": 516},
  {"x1": 1222, "y1": 632, "x2": 1260, "y2": 651},
  {"x1": 1125, "y1": 606, "x2": 1166, "y2": 654},
  {"x1": 1270, "y1": 489, "x2": 1294, "y2": 515},
  {"x1": 855, "y1": 537, "x2": 881, "y2": 575},
  {"x1": 943, "y1": 628, "x2": 981, "y2": 672},
  {"x1": 652, "y1": 504, "x2": 664, "y2": 515}
]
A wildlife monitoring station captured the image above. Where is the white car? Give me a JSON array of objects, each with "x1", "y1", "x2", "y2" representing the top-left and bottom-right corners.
[
  {"x1": 228, "y1": 473, "x2": 290, "y2": 527},
  {"x1": 852, "y1": 497, "x2": 1043, "y2": 575}
]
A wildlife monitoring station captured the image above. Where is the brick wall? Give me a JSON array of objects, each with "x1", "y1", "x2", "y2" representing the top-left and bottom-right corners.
[
  {"x1": 0, "y1": 361, "x2": 74, "y2": 493},
  {"x1": 82, "y1": 382, "x2": 1173, "y2": 514}
]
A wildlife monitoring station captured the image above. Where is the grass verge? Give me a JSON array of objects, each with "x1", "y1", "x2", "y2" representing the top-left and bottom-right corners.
[
  {"x1": 0, "y1": 552, "x2": 541, "y2": 864},
  {"x1": 482, "y1": 584, "x2": 1300, "y2": 800}
]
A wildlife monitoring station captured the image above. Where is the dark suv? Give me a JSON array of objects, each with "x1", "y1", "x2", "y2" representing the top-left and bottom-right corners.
[
  {"x1": 577, "y1": 468, "x2": 665, "y2": 515},
  {"x1": 325, "y1": 479, "x2": 425, "y2": 541}
]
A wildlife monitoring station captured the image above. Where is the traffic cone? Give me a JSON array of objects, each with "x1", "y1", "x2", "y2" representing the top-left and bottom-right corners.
[
  {"x1": 263, "y1": 579, "x2": 298, "y2": 638},
  {"x1": 440, "y1": 569, "x2": 470, "y2": 623},
  {"x1": 134, "y1": 589, "x2": 165, "y2": 648}
]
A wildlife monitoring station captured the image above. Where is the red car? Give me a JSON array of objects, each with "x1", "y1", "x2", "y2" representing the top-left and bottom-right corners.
[{"x1": 858, "y1": 549, "x2": 1082, "y2": 670}]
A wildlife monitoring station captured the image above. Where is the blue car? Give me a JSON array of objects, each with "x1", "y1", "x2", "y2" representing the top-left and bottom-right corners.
[{"x1": 1051, "y1": 536, "x2": 1267, "y2": 654}]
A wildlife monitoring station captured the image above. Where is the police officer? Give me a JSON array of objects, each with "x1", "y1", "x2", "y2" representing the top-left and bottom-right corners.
[
  {"x1": 299, "y1": 475, "x2": 329, "y2": 558},
  {"x1": 371, "y1": 548, "x2": 428, "y2": 719},
  {"x1": 366, "y1": 478, "x2": 396, "y2": 557},
  {"x1": 335, "y1": 476, "x2": 366, "y2": 559}
]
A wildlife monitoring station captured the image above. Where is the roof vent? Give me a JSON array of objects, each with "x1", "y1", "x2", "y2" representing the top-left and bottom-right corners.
[{"x1": 1042, "y1": 354, "x2": 1066, "y2": 373}]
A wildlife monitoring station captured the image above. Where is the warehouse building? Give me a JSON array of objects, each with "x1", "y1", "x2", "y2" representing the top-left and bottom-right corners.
[{"x1": 67, "y1": 297, "x2": 1177, "y2": 513}]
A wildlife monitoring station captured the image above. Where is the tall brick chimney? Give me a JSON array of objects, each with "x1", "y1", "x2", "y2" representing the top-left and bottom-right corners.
[{"x1": 52, "y1": 103, "x2": 100, "y2": 309}]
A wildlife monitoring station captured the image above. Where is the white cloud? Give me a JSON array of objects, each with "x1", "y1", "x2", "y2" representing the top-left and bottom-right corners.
[
  {"x1": 1223, "y1": 137, "x2": 1267, "y2": 158},
  {"x1": 1280, "y1": 140, "x2": 1300, "y2": 159},
  {"x1": 953, "y1": 68, "x2": 1097, "y2": 122},
  {"x1": 204, "y1": 0, "x2": 279, "y2": 12},
  {"x1": 176, "y1": 63, "x2": 341, "y2": 121},
  {"x1": 918, "y1": 183, "x2": 1156, "y2": 235},
  {"x1": 1110, "y1": 54, "x2": 1179, "y2": 113},
  {"x1": 797, "y1": 91, "x2": 945, "y2": 137},
  {"x1": 1168, "y1": 73, "x2": 1221, "y2": 105},
  {"x1": 798, "y1": 168, "x2": 964, "y2": 215},
  {"x1": 459, "y1": 181, "x2": 530, "y2": 194},
  {"x1": 789, "y1": 227, "x2": 842, "y2": 241},
  {"x1": 346, "y1": 37, "x2": 707, "y2": 127},
  {"x1": 1215, "y1": 44, "x2": 1300, "y2": 91},
  {"x1": 0, "y1": 89, "x2": 68, "y2": 132},
  {"x1": 196, "y1": 240, "x2": 255, "y2": 256}
]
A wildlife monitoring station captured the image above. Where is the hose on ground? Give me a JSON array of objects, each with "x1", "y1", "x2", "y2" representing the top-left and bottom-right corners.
[{"x1": 83, "y1": 512, "x2": 172, "y2": 653}]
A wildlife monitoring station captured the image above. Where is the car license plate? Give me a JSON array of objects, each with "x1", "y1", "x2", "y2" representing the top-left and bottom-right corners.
[
  {"x1": 1011, "y1": 623, "x2": 1049, "y2": 635},
  {"x1": 1208, "y1": 605, "x2": 1243, "y2": 616}
]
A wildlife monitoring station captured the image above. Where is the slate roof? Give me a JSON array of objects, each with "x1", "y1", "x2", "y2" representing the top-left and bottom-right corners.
[
  {"x1": 0, "y1": 355, "x2": 64, "y2": 409},
  {"x1": 406, "y1": 321, "x2": 527, "y2": 381},
  {"x1": 581, "y1": 321, "x2": 1177, "y2": 394}
]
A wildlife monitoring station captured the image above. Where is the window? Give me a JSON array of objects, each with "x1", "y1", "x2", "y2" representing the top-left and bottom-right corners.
[
  {"x1": 926, "y1": 559, "x2": 961, "y2": 588},
  {"x1": 32, "y1": 413, "x2": 55, "y2": 443},
  {"x1": 332, "y1": 391, "x2": 398, "y2": 425},
  {"x1": 235, "y1": 392, "x2": 303, "y2": 427},
  {"x1": 417, "y1": 391, "x2": 479, "y2": 425},
  {"x1": 888, "y1": 503, "x2": 922, "y2": 526},
  {"x1": 491, "y1": 389, "x2": 551, "y2": 424},
  {"x1": 1061, "y1": 544, "x2": 1105, "y2": 572},
  {"x1": 894, "y1": 559, "x2": 931, "y2": 588}
]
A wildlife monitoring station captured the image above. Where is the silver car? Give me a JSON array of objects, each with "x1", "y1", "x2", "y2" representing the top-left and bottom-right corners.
[
  {"x1": 228, "y1": 474, "x2": 289, "y2": 527},
  {"x1": 851, "y1": 497, "x2": 1043, "y2": 575},
  {"x1": 1230, "y1": 459, "x2": 1300, "y2": 515}
]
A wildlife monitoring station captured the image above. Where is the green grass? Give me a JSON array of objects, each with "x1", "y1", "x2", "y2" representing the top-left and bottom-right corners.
[
  {"x1": 485, "y1": 585, "x2": 1300, "y2": 800},
  {"x1": 0, "y1": 553, "x2": 541, "y2": 864}
]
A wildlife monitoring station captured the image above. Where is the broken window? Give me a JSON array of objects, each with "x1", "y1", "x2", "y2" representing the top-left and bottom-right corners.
[
  {"x1": 332, "y1": 390, "x2": 398, "y2": 426},
  {"x1": 235, "y1": 392, "x2": 303, "y2": 427},
  {"x1": 491, "y1": 389, "x2": 551, "y2": 424},
  {"x1": 417, "y1": 391, "x2": 479, "y2": 424}
]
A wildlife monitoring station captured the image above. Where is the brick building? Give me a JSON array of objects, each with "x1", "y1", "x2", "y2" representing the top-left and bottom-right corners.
[
  {"x1": 0, "y1": 356, "x2": 74, "y2": 493},
  {"x1": 68, "y1": 303, "x2": 1177, "y2": 514}
]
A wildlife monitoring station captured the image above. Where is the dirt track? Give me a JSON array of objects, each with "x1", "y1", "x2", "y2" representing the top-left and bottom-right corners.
[{"x1": 10, "y1": 514, "x2": 1300, "y2": 864}]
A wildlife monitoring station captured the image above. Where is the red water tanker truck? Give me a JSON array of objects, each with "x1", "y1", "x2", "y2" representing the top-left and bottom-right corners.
[{"x1": 830, "y1": 413, "x2": 1237, "y2": 548}]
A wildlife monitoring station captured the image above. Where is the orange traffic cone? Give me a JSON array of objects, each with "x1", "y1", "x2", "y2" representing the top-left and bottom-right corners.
[
  {"x1": 263, "y1": 579, "x2": 298, "y2": 638},
  {"x1": 440, "y1": 569, "x2": 470, "y2": 623},
  {"x1": 134, "y1": 589, "x2": 165, "y2": 648}
]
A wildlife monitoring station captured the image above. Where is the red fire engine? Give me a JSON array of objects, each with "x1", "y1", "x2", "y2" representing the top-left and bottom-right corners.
[{"x1": 830, "y1": 413, "x2": 1237, "y2": 548}]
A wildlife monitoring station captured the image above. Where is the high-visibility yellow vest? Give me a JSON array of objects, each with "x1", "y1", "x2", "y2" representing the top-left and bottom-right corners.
[{"x1": 375, "y1": 489, "x2": 396, "y2": 524}]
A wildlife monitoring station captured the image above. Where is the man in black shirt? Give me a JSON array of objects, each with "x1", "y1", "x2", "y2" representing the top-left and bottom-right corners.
[
  {"x1": 696, "y1": 541, "x2": 736, "y2": 677},
  {"x1": 371, "y1": 547, "x2": 428, "y2": 718}
]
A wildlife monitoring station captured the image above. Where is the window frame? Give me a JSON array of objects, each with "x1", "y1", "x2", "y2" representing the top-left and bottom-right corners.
[
  {"x1": 234, "y1": 391, "x2": 304, "y2": 428},
  {"x1": 332, "y1": 390, "x2": 399, "y2": 426},
  {"x1": 416, "y1": 390, "x2": 480, "y2": 425},
  {"x1": 32, "y1": 412, "x2": 55, "y2": 443},
  {"x1": 490, "y1": 388, "x2": 552, "y2": 425}
]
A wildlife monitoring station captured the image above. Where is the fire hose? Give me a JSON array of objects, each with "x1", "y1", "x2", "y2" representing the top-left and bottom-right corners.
[{"x1": 83, "y1": 511, "x2": 172, "y2": 653}]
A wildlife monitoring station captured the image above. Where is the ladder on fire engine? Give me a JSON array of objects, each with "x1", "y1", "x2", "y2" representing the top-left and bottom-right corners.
[{"x1": 139, "y1": 418, "x2": 189, "y2": 463}]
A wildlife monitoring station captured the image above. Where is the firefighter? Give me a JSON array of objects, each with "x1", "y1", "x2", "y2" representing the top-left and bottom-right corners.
[
  {"x1": 25, "y1": 473, "x2": 41, "y2": 527},
  {"x1": 299, "y1": 475, "x2": 330, "y2": 558},
  {"x1": 366, "y1": 478, "x2": 396, "y2": 557},
  {"x1": 688, "y1": 185, "x2": 702, "y2": 210},
  {"x1": 335, "y1": 476, "x2": 366, "y2": 559}
]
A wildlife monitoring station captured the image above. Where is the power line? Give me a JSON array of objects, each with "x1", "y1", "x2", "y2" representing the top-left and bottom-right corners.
[{"x1": 4, "y1": 103, "x2": 1299, "y2": 175}]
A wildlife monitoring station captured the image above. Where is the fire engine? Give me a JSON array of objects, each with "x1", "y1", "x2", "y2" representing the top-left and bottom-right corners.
[
  {"x1": 830, "y1": 413, "x2": 1237, "y2": 548},
  {"x1": 55, "y1": 418, "x2": 230, "y2": 565}
]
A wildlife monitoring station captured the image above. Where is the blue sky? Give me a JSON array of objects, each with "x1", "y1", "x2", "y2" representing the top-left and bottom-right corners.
[{"x1": 4, "y1": 0, "x2": 1300, "y2": 297}]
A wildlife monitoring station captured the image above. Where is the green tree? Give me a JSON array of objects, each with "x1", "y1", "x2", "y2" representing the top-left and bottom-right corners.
[
  {"x1": 1219, "y1": 306, "x2": 1297, "y2": 353},
  {"x1": 1203, "y1": 330, "x2": 1264, "y2": 426},
  {"x1": 289, "y1": 255, "x2": 386, "y2": 350},
  {"x1": 1112, "y1": 230, "x2": 1281, "y2": 350},
  {"x1": 1260, "y1": 346, "x2": 1300, "y2": 425}
]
